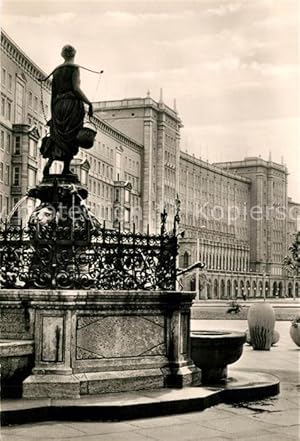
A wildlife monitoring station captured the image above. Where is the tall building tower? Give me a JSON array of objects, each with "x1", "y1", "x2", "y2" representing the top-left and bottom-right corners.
[
  {"x1": 93, "y1": 93, "x2": 182, "y2": 233},
  {"x1": 216, "y1": 157, "x2": 288, "y2": 276}
]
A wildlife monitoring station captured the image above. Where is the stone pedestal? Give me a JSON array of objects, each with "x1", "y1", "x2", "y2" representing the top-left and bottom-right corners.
[{"x1": 0, "y1": 290, "x2": 201, "y2": 398}]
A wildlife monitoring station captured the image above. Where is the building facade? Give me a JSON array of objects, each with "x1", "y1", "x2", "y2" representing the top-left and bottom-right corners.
[
  {"x1": 94, "y1": 97, "x2": 300, "y2": 299},
  {"x1": 0, "y1": 31, "x2": 144, "y2": 230},
  {"x1": 1, "y1": 30, "x2": 299, "y2": 298},
  {"x1": 94, "y1": 92, "x2": 182, "y2": 233},
  {"x1": 0, "y1": 30, "x2": 51, "y2": 219}
]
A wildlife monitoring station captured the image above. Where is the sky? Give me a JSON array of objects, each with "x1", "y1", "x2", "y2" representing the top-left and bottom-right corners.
[{"x1": 1, "y1": 0, "x2": 299, "y2": 200}]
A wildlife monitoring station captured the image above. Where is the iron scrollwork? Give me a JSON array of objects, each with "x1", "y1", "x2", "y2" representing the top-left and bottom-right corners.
[{"x1": 0, "y1": 213, "x2": 178, "y2": 290}]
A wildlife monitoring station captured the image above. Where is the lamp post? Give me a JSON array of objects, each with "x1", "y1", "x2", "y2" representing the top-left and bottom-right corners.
[
  {"x1": 195, "y1": 237, "x2": 200, "y2": 299},
  {"x1": 196, "y1": 225, "x2": 206, "y2": 299},
  {"x1": 262, "y1": 272, "x2": 266, "y2": 301}
]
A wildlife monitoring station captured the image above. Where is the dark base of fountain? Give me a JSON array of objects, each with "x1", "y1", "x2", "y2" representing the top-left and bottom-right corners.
[
  {"x1": 191, "y1": 330, "x2": 246, "y2": 384},
  {"x1": 27, "y1": 174, "x2": 88, "y2": 203}
]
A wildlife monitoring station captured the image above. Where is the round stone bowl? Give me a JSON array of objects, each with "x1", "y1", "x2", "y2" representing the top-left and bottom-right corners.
[{"x1": 191, "y1": 330, "x2": 246, "y2": 384}]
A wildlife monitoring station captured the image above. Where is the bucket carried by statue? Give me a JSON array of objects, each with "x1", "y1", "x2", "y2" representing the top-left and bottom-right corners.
[{"x1": 77, "y1": 118, "x2": 97, "y2": 149}]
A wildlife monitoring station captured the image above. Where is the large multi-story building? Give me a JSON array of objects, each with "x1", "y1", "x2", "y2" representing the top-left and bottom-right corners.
[
  {"x1": 94, "y1": 92, "x2": 181, "y2": 233},
  {"x1": 1, "y1": 30, "x2": 299, "y2": 298}
]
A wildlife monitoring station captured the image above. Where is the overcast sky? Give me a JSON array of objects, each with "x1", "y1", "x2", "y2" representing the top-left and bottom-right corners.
[{"x1": 1, "y1": 0, "x2": 299, "y2": 200}]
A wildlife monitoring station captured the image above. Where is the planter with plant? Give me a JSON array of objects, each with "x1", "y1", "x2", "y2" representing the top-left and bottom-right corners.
[
  {"x1": 245, "y1": 328, "x2": 280, "y2": 346},
  {"x1": 247, "y1": 302, "x2": 275, "y2": 350},
  {"x1": 290, "y1": 315, "x2": 300, "y2": 347}
]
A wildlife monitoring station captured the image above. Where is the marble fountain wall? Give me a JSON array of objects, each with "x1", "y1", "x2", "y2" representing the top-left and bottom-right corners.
[{"x1": 0, "y1": 289, "x2": 201, "y2": 398}]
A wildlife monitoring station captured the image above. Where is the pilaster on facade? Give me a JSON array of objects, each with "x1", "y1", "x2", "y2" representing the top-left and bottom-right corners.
[
  {"x1": 156, "y1": 113, "x2": 166, "y2": 232},
  {"x1": 142, "y1": 116, "x2": 154, "y2": 232}
]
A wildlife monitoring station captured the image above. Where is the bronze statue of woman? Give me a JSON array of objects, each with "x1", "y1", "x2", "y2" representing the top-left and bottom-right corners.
[{"x1": 41, "y1": 45, "x2": 93, "y2": 176}]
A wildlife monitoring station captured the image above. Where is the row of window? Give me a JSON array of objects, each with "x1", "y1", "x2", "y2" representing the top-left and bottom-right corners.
[
  {"x1": 86, "y1": 202, "x2": 133, "y2": 225},
  {"x1": 28, "y1": 90, "x2": 48, "y2": 115},
  {"x1": 124, "y1": 156, "x2": 139, "y2": 172},
  {"x1": 0, "y1": 162, "x2": 37, "y2": 187},
  {"x1": 1, "y1": 68, "x2": 13, "y2": 92},
  {"x1": 27, "y1": 114, "x2": 46, "y2": 136},
  {"x1": 165, "y1": 150, "x2": 176, "y2": 165},
  {"x1": 124, "y1": 172, "x2": 139, "y2": 191},
  {"x1": 1, "y1": 94, "x2": 12, "y2": 121},
  {"x1": 0, "y1": 162, "x2": 10, "y2": 185},
  {"x1": 88, "y1": 178, "x2": 114, "y2": 199},
  {"x1": 0, "y1": 129, "x2": 11, "y2": 153},
  {"x1": 0, "y1": 193, "x2": 10, "y2": 217},
  {"x1": 95, "y1": 141, "x2": 114, "y2": 159}
]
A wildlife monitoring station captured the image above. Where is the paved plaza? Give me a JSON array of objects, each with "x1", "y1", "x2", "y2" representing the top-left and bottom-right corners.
[{"x1": 1, "y1": 319, "x2": 299, "y2": 441}]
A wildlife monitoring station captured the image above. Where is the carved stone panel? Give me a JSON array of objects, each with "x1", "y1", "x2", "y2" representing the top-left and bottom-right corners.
[
  {"x1": 76, "y1": 315, "x2": 166, "y2": 360},
  {"x1": 0, "y1": 310, "x2": 32, "y2": 339},
  {"x1": 42, "y1": 316, "x2": 64, "y2": 362},
  {"x1": 180, "y1": 313, "x2": 189, "y2": 355}
]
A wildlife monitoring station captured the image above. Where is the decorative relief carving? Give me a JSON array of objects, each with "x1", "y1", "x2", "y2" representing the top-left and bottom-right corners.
[{"x1": 76, "y1": 315, "x2": 166, "y2": 360}]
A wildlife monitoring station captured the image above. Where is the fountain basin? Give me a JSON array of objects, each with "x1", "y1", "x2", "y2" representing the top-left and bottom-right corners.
[
  {"x1": 0, "y1": 340, "x2": 34, "y2": 397},
  {"x1": 191, "y1": 330, "x2": 246, "y2": 384}
]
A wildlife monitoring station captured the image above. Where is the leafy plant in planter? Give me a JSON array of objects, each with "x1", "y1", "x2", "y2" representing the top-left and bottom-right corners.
[
  {"x1": 247, "y1": 303, "x2": 275, "y2": 350},
  {"x1": 290, "y1": 315, "x2": 300, "y2": 347},
  {"x1": 245, "y1": 328, "x2": 280, "y2": 346}
]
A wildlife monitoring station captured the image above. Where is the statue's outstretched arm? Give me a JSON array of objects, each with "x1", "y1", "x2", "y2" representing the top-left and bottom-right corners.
[{"x1": 72, "y1": 68, "x2": 92, "y2": 106}]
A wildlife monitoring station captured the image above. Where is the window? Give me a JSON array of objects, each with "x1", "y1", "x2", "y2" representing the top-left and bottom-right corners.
[
  {"x1": 1, "y1": 68, "x2": 6, "y2": 86},
  {"x1": 0, "y1": 163, "x2": 3, "y2": 181},
  {"x1": 12, "y1": 197, "x2": 19, "y2": 218},
  {"x1": 0, "y1": 130, "x2": 4, "y2": 150},
  {"x1": 16, "y1": 82, "x2": 24, "y2": 123},
  {"x1": 6, "y1": 133, "x2": 11, "y2": 153},
  {"x1": 0, "y1": 194, "x2": 2, "y2": 216},
  {"x1": 13, "y1": 166, "x2": 20, "y2": 186},
  {"x1": 34, "y1": 96, "x2": 38, "y2": 111},
  {"x1": 28, "y1": 91, "x2": 33, "y2": 108},
  {"x1": 124, "y1": 189, "x2": 130, "y2": 203},
  {"x1": 1, "y1": 96, "x2": 5, "y2": 117},
  {"x1": 115, "y1": 189, "x2": 119, "y2": 202},
  {"x1": 7, "y1": 101, "x2": 11, "y2": 121},
  {"x1": 124, "y1": 208, "x2": 130, "y2": 223},
  {"x1": 4, "y1": 164, "x2": 10, "y2": 185},
  {"x1": 28, "y1": 168, "x2": 36, "y2": 187},
  {"x1": 8, "y1": 74, "x2": 12, "y2": 91},
  {"x1": 29, "y1": 139, "x2": 37, "y2": 158},
  {"x1": 116, "y1": 151, "x2": 121, "y2": 180},
  {"x1": 5, "y1": 196, "x2": 9, "y2": 214},
  {"x1": 81, "y1": 169, "x2": 87, "y2": 185}
]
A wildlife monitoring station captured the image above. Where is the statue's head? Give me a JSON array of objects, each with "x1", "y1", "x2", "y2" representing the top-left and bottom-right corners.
[{"x1": 61, "y1": 45, "x2": 76, "y2": 61}]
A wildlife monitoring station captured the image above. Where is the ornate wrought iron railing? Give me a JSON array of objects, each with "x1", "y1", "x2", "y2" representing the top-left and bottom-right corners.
[{"x1": 0, "y1": 216, "x2": 179, "y2": 291}]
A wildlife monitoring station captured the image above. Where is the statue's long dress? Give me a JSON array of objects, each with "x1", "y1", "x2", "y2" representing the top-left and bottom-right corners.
[{"x1": 41, "y1": 65, "x2": 85, "y2": 161}]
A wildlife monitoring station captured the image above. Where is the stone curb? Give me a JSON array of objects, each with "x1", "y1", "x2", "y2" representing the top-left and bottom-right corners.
[{"x1": 1, "y1": 370, "x2": 280, "y2": 426}]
